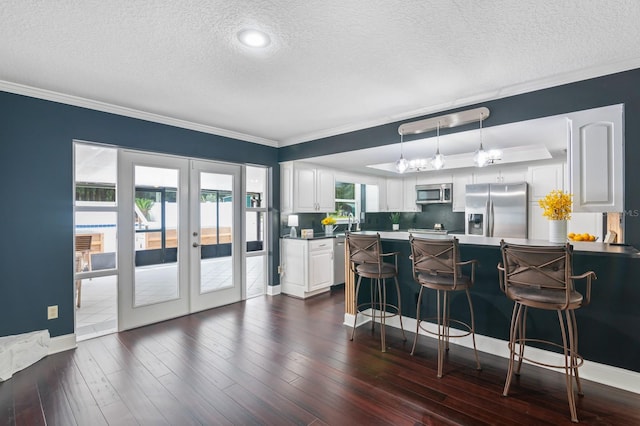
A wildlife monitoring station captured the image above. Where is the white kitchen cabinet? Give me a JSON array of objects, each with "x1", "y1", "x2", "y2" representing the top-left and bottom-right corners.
[
  {"x1": 474, "y1": 165, "x2": 527, "y2": 184},
  {"x1": 385, "y1": 178, "x2": 404, "y2": 212},
  {"x1": 568, "y1": 104, "x2": 624, "y2": 213},
  {"x1": 280, "y1": 238, "x2": 334, "y2": 298},
  {"x1": 528, "y1": 163, "x2": 565, "y2": 201},
  {"x1": 452, "y1": 173, "x2": 473, "y2": 212},
  {"x1": 402, "y1": 175, "x2": 420, "y2": 212},
  {"x1": 281, "y1": 162, "x2": 335, "y2": 213},
  {"x1": 528, "y1": 202, "x2": 549, "y2": 240},
  {"x1": 365, "y1": 184, "x2": 380, "y2": 212}
]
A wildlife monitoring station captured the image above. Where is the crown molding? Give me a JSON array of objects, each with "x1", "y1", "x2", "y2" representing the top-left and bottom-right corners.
[
  {"x1": 279, "y1": 57, "x2": 640, "y2": 147},
  {"x1": 0, "y1": 80, "x2": 279, "y2": 148}
]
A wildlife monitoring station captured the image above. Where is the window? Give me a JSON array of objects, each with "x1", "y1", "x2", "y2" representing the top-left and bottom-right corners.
[{"x1": 332, "y1": 181, "x2": 361, "y2": 223}]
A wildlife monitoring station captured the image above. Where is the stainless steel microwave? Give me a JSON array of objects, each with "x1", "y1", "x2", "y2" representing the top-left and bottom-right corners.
[{"x1": 416, "y1": 183, "x2": 452, "y2": 204}]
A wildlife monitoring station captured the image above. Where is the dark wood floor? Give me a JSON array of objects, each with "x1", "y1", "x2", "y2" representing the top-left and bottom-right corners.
[{"x1": 2, "y1": 288, "x2": 639, "y2": 425}]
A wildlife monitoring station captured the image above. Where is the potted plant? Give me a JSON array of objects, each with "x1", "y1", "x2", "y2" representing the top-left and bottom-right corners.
[
  {"x1": 389, "y1": 212, "x2": 401, "y2": 231},
  {"x1": 321, "y1": 216, "x2": 337, "y2": 236},
  {"x1": 538, "y1": 189, "x2": 572, "y2": 242}
]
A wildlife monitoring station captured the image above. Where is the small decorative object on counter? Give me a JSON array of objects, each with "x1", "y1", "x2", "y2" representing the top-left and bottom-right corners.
[
  {"x1": 321, "y1": 216, "x2": 337, "y2": 236},
  {"x1": 538, "y1": 189, "x2": 572, "y2": 243},
  {"x1": 390, "y1": 212, "x2": 401, "y2": 231}
]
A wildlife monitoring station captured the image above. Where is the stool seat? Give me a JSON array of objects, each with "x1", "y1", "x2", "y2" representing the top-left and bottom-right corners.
[
  {"x1": 347, "y1": 232, "x2": 406, "y2": 352},
  {"x1": 498, "y1": 241, "x2": 596, "y2": 423},
  {"x1": 508, "y1": 285, "x2": 584, "y2": 310},
  {"x1": 355, "y1": 262, "x2": 397, "y2": 279},
  {"x1": 416, "y1": 272, "x2": 472, "y2": 289}
]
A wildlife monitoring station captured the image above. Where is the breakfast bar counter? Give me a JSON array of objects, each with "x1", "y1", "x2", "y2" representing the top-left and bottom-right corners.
[{"x1": 344, "y1": 231, "x2": 640, "y2": 391}]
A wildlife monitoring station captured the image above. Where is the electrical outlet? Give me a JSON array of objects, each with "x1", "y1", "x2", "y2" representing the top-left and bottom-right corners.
[{"x1": 47, "y1": 305, "x2": 58, "y2": 320}]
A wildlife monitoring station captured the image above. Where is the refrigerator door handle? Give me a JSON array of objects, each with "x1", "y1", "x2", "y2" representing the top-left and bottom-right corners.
[
  {"x1": 489, "y1": 200, "x2": 495, "y2": 237},
  {"x1": 485, "y1": 200, "x2": 490, "y2": 236}
]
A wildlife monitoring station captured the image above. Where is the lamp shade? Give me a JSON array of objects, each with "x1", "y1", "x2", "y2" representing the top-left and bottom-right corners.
[{"x1": 287, "y1": 215, "x2": 299, "y2": 227}]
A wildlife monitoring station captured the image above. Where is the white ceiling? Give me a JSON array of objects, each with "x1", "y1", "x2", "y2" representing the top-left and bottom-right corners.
[{"x1": 1, "y1": 1, "x2": 640, "y2": 147}]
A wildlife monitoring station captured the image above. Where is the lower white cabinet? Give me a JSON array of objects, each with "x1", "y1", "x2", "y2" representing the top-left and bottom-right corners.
[{"x1": 280, "y1": 238, "x2": 334, "y2": 298}]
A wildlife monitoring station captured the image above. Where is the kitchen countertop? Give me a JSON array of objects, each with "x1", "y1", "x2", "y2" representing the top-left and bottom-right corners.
[{"x1": 347, "y1": 230, "x2": 640, "y2": 257}]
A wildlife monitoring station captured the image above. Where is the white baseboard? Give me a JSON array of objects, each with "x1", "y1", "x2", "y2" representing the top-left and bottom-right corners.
[
  {"x1": 267, "y1": 285, "x2": 281, "y2": 296},
  {"x1": 345, "y1": 312, "x2": 640, "y2": 395},
  {"x1": 48, "y1": 333, "x2": 77, "y2": 355}
]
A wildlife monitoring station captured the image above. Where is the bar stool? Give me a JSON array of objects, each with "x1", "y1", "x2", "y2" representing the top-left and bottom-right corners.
[
  {"x1": 346, "y1": 233, "x2": 406, "y2": 352},
  {"x1": 409, "y1": 236, "x2": 481, "y2": 378},
  {"x1": 498, "y1": 241, "x2": 596, "y2": 423}
]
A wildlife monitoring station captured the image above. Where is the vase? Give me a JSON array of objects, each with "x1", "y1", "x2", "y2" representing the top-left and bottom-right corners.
[
  {"x1": 392, "y1": 223, "x2": 400, "y2": 231},
  {"x1": 325, "y1": 225, "x2": 333, "y2": 236},
  {"x1": 548, "y1": 219, "x2": 567, "y2": 243}
]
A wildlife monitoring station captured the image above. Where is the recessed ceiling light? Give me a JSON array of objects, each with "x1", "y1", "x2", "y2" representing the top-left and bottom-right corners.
[{"x1": 237, "y1": 29, "x2": 271, "y2": 48}]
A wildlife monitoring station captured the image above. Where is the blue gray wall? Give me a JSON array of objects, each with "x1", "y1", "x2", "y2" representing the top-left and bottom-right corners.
[{"x1": 0, "y1": 92, "x2": 279, "y2": 338}]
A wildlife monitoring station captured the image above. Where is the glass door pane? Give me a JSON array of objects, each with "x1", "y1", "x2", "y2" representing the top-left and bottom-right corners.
[{"x1": 134, "y1": 167, "x2": 179, "y2": 306}]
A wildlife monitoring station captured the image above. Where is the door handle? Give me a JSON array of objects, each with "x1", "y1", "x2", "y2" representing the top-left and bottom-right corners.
[{"x1": 193, "y1": 242, "x2": 200, "y2": 247}]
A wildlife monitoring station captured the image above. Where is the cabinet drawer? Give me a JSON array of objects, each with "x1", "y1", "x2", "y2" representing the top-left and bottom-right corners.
[{"x1": 309, "y1": 239, "x2": 333, "y2": 251}]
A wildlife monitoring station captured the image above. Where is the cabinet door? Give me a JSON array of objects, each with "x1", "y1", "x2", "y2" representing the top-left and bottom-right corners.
[
  {"x1": 452, "y1": 173, "x2": 473, "y2": 212},
  {"x1": 315, "y1": 168, "x2": 335, "y2": 212},
  {"x1": 293, "y1": 165, "x2": 317, "y2": 212},
  {"x1": 402, "y1": 175, "x2": 419, "y2": 212},
  {"x1": 365, "y1": 184, "x2": 380, "y2": 212},
  {"x1": 528, "y1": 163, "x2": 564, "y2": 201},
  {"x1": 528, "y1": 202, "x2": 549, "y2": 241},
  {"x1": 308, "y1": 248, "x2": 333, "y2": 291},
  {"x1": 569, "y1": 104, "x2": 623, "y2": 212},
  {"x1": 385, "y1": 178, "x2": 404, "y2": 211}
]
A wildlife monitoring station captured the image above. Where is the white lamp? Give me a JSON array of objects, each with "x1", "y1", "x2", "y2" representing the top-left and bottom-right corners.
[{"x1": 288, "y1": 214, "x2": 299, "y2": 238}]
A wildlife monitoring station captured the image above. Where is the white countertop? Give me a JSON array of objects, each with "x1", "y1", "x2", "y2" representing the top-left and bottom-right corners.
[{"x1": 348, "y1": 230, "x2": 639, "y2": 256}]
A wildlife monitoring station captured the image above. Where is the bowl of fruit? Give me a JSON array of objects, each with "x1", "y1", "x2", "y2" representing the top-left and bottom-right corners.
[{"x1": 567, "y1": 232, "x2": 598, "y2": 242}]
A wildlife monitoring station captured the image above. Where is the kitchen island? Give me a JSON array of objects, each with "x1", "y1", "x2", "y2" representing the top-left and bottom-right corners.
[{"x1": 344, "y1": 231, "x2": 640, "y2": 393}]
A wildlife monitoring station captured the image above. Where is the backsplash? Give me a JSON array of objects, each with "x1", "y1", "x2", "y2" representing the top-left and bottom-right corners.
[{"x1": 281, "y1": 204, "x2": 464, "y2": 236}]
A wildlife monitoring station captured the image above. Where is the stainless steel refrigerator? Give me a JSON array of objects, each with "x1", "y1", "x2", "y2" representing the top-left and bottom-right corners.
[{"x1": 465, "y1": 182, "x2": 528, "y2": 238}]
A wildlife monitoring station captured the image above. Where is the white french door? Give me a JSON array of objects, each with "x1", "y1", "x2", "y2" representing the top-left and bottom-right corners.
[
  {"x1": 118, "y1": 150, "x2": 243, "y2": 330},
  {"x1": 189, "y1": 160, "x2": 243, "y2": 312}
]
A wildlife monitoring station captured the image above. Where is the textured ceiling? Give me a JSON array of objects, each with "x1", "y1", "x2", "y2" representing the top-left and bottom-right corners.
[{"x1": 1, "y1": 1, "x2": 640, "y2": 147}]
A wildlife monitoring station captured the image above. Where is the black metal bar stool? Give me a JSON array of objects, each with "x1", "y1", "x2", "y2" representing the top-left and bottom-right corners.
[
  {"x1": 498, "y1": 241, "x2": 596, "y2": 423},
  {"x1": 346, "y1": 233, "x2": 406, "y2": 352},
  {"x1": 409, "y1": 235, "x2": 481, "y2": 378}
]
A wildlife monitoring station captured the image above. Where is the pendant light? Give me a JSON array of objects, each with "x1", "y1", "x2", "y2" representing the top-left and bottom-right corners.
[
  {"x1": 473, "y1": 112, "x2": 490, "y2": 167},
  {"x1": 430, "y1": 121, "x2": 445, "y2": 170},
  {"x1": 395, "y1": 132, "x2": 409, "y2": 173}
]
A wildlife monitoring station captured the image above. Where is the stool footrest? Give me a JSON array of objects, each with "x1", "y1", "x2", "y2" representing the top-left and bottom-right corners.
[
  {"x1": 417, "y1": 317, "x2": 473, "y2": 339},
  {"x1": 509, "y1": 338, "x2": 584, "y2": 370},
  {"x1": 355, "y1": 303, "x2": 401, "y2": 319}
]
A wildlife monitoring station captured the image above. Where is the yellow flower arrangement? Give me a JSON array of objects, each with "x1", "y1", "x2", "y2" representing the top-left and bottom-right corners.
[
  {"x1": 321, "y1": 216, "x2": 337, "y2": 226},
  {"x1": 538, "y1": 189, "x2": 572, "y2": 220}
]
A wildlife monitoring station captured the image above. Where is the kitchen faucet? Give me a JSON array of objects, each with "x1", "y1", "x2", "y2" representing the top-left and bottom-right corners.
[{"x1": 347, "y1": 212, "x2": 354, "y2": 232}]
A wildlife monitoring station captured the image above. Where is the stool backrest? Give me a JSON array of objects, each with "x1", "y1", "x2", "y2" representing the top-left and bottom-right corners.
[
  {"x1": 410, "y1": 236, "x2": 462, "y2": 279},
  {"x1": 346, "y1": 233, "x2": 382, "y2": 272},
  {"x1": 499, "y1": 241, "x2": 576, "y2": 310}
]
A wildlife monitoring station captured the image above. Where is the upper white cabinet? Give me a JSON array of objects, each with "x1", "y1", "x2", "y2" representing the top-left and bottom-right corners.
[
  {"x1": 474, "y1": 166, "x2": 527, "y2": 184},
  {"x1": 452, "y1": 173, "x2": 473, "y2": 212},
  {"x1": 568, "y1": 104, "x2": 624, "y2": 213},
  {"x1": 281, "y1": 162, "x2": 335, "y2": 213},
  {"x1": 385, "y1": 178, "x2": 404, "y2": 212},
  {"x1": 528, "y1": 163, "x2": 565, "y2": 201},
  {"x1": 402, "y1": 175, "x2": 420, "y2": 212}
]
